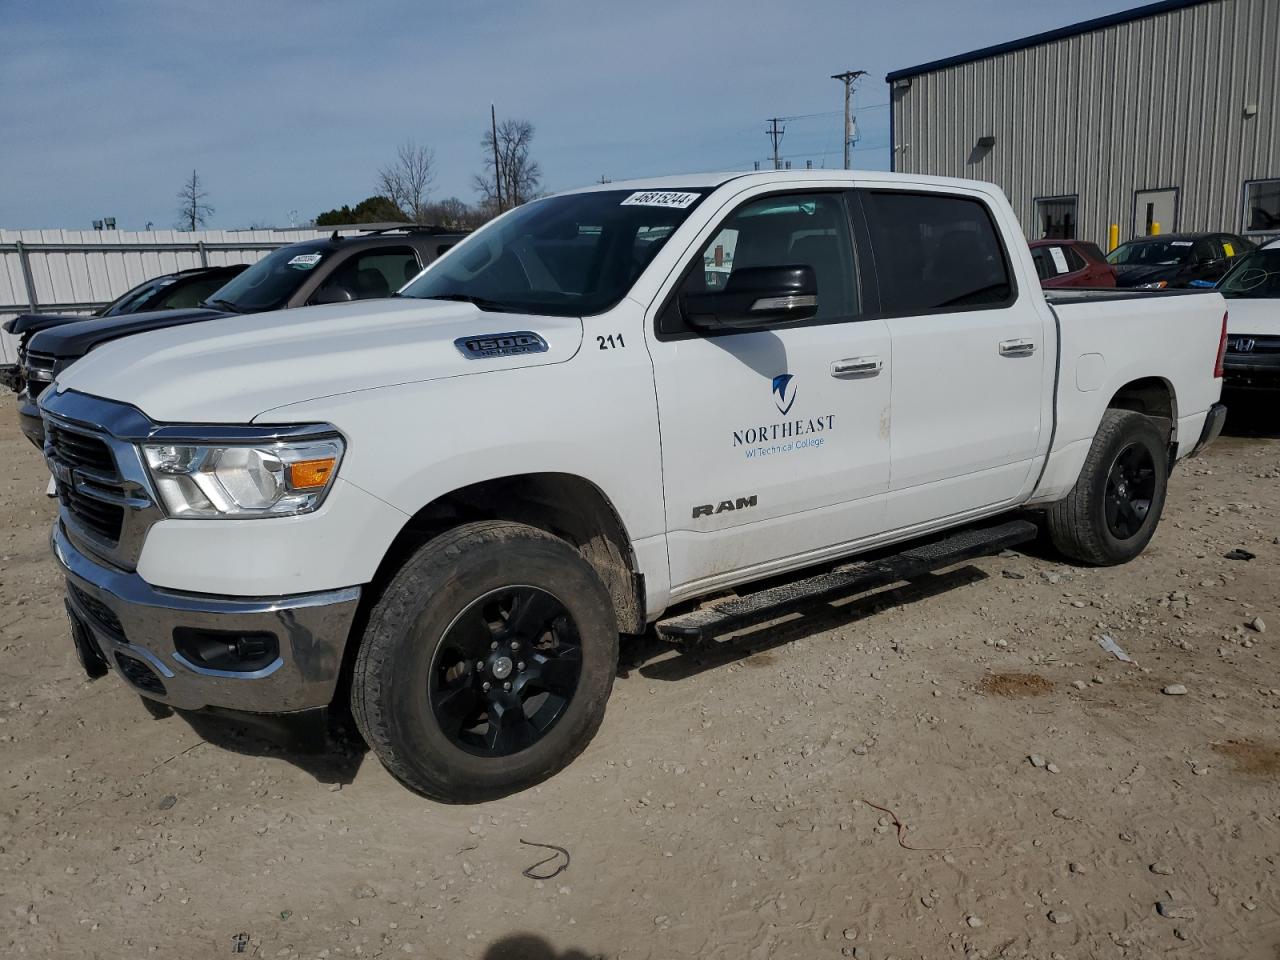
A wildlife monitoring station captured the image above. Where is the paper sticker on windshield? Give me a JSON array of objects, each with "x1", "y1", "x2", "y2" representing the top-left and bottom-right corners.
[
  {"x1": 1169, "y1": 241, "x2": 1193, "y2": 246},
  {"x1": 288, "y1": 253, "x2": 322, "y2": 269},
  {"x1": 620, "y1": 191, "x2": 700, "y2": 209},
  {"x1": 1049, "y1": 246, "x2": 1069, "y2": 274},
  {"x1": 1223, "y1": 242, "x2": 1235, "y2": 257}
]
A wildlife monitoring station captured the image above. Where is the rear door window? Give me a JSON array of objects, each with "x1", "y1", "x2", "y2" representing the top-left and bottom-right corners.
[{"x1": 861, "y1": 191, "x2": 1014, "y2": 314}]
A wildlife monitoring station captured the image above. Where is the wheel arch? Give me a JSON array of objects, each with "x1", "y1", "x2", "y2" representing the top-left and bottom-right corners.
[
  {"x1": 369, "y1": 472, "x2": 645, "y2": 636},
  {"x1": 1105, "y1": 376, "x2": 1177, "y2": 443}
]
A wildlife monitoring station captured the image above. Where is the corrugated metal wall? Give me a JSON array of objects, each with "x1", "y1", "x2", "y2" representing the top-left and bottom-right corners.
[
  {"x1": 890, "y1": 0, "x2": 1279, "y2": 246},
  {"x1": 0, "y1": 228, "x2": 350, "y2": 364}
]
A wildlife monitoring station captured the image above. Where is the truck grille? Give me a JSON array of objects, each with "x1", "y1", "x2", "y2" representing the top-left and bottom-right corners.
[
  {"x1": 48, "y1": 425, "x2": 127, "y2": 543},
  {"x1": 1226, "y1": 335, "x2": 1280, "y2": 357},
  {"x1": 23, "y1": 350, "x2": 57, "y2": 393},
  {"x1": 58, "y1": 481, "x2": 126, "y2": 542},
  {"x1": 48, "y1": 425, "x2": 117, "y2": 473}
]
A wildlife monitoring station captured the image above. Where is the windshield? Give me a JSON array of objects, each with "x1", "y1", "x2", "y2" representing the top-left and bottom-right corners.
[
  {"x1": 1219, "y1": 248, "x2": 1280, "y2": 298},
  {"x1": 205, "y1": 245, "x2": 333, "y2": 311},
  {"x1": 99, "y1": 277, "x2": 168, "y2": 316},
  {"x1": 401, "y1": 188, "x2": 710, "y2": 316},
  {"x1": 1106, "y1": 239, "x2": 1195, "y2": 266}
]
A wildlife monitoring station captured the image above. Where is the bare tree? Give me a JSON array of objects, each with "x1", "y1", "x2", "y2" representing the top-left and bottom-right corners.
[
  {"x1": 474, "y1": 118, "x2": 542, "y2": 210},
  {"x1": 377, "y1": 141, "x2": 436, "y2": 223},
  {"x1": 176, "y1": 169, "x2": 214, "y2": 231}
]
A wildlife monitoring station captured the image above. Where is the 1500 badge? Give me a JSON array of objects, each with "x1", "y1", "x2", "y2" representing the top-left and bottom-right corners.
[
  {"x1": 455, "y1": 331, "x2": 549, "y2": 359},
  {"x1": 692, "y1": 495, "x2": 757, "y2": 519}
]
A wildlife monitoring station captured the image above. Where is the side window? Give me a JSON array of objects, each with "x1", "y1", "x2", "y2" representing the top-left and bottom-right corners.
[
  {"x1": 317, "y1": 247, "x2": 419, "y2": 301},
  {"x1": 154, "y1": 276, "x2": 227, "y2": 310},
  {"x1": 862, "y1": 191, "x2": 1014, "y2": 314},
  {"x1": 670, "y1": 192, "x2": 858, "y2": 332},
  {"x1": 1062, "y1": 245, "x2": 1087, "y2": 272}
]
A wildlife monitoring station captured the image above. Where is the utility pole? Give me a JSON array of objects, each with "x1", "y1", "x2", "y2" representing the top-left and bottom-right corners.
[
  {"x1": 766, "y1": 117, "x2": 785, "y2": 170},
  {"x1": 830, "y1": 70, "x2": 867, "y2": 169},
  {"x1": 491, "y1": 103, "x2": 503, "y2": 213}
]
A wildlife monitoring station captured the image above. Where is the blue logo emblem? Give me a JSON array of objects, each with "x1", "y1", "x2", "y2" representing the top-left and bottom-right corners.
[{"x1": 771, "y1": 374, "x2": 797, "y2": 415}]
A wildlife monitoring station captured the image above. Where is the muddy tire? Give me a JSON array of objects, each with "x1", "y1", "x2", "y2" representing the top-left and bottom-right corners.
[
  {"x1": 1047, "y1": 409, "x2": 1169, "y2": 566},
  {"x1": 352, "y1": 521, "x2": 618, "y2": 802}
]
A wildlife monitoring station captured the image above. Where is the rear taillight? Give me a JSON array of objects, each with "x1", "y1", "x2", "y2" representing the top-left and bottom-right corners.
[{"x1": 1214, "y1": 311, "x2": 1228, "y2": 378}]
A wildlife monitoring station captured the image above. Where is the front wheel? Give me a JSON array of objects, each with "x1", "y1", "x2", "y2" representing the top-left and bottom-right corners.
[
  {"x1": 1047, "y1": 409, "x2": 1169, "y2": 566},
  {"x1": 352, "y1": 521, "x2": 618, "y2": 802}
]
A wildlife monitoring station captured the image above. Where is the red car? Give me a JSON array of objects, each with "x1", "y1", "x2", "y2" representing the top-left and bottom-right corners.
[{"x1": 1029, "y1": 239, "x2": 1117, "y2": 288}]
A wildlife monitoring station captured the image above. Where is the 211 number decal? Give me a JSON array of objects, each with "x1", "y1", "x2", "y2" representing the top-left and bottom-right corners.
[{"x1": 597, "y1": 334, "x2": 625, "y2": 350}]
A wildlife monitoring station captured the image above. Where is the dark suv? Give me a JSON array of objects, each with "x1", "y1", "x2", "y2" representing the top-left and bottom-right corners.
[{"x1": 14, "y1": 227, "x2": 465, "y2": 447}]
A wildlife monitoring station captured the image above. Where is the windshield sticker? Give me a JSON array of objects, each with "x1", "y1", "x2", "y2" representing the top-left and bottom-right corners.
[
  {"x1": 620, "y1": 191, "x2": 700, "y2": 209},
  {"x1": 1169, "y1": 241, "x2": 1193, "y2": 246},
  {"x1": 288, "y1": 253, "x2": 323, "y2": 269},
  {"x1": 1223, "y1": 242, "x2": 1235, "y2": 257},
  {"x1": 1049, "y1": 247, "x2": 1069, "y2": 274}
]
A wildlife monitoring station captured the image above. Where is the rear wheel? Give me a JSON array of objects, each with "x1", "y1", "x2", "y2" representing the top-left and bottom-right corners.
[
  {"x1": 1047, "y1": 409, "x2": 1169, "y2": 565},
  {"x1": 352, "y1": 521, "x2": 618, "y2": 802}
]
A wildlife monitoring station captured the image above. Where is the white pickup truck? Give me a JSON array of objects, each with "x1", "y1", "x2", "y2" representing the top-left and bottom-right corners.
[{"x1": 39, "y1": 171, "x2": 1227, "y2": 801}]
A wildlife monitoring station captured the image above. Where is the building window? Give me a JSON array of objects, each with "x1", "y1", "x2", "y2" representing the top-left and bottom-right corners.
[
  {"x1": 1034, "y1": 196, "x2": 1077, "y2": 240},
  {"x1": 1244, "y1": 179, "x2": 1280, "y2": 234}
]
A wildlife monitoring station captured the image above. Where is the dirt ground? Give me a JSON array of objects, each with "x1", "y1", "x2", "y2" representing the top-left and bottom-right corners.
[{"x1": 2, "y1": 405, "x2": 1278, "y2": 960}]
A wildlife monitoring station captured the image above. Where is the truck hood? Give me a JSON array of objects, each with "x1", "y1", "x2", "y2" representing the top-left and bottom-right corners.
[
  {"x1": 26, "y1": 307, "x2": 230, "y2": 358},
  {"x1": 4, "y1": 312, "x2": 100, "y2": 338},
  {"x1": 1224, "y1": 297, "x2": 1280, "y2": 336},
  {"x1": 53, "y1": 298, "x2": 582, "y2": 423}
]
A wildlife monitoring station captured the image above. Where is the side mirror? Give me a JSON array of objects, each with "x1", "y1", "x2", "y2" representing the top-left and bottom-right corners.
[
  {"x1": 310, "y1": 286, "x2": 355, "y2": 306},
  {"x1": 682, "y1": 265, "x2": 818, "y2": 331}
]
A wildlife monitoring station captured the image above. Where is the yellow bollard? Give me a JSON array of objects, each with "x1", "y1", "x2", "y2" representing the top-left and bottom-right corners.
[
  {"x1": 1151, "y1": 221, "x2": 1161, "y2": 236},
  {"x1": 1109, "y1": 224, "x2": 1119, "y2": 252}
]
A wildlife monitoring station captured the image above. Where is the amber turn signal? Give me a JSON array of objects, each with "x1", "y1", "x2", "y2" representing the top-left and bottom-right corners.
[{"x1": 288, "y1": 458, "x2": 336, "y2": 490}]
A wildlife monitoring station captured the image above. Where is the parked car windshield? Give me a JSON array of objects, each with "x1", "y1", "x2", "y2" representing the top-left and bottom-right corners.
[
  {"x1": 401, "y1": 188, "x2": 710, "y2": 316},
  {"x1": 1218, "y1": 248, "x2": 1280, "y2": 298},
  {"x1": 1106, "y1": 239, "x2": 1195, "y2": 266},
  {"x1": 204, "y1": 245, "x2": 333, "y2": 311},
  {"x1": 98, "y1": 277, "x2": 170, "y2": 316}
]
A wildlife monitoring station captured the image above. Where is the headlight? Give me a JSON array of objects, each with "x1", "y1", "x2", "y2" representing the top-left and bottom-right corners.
[
  {"x1": 1137, "y1": 280, "x2": 1169, "y2": 290},
  {"x1": 141, "y1": 437, "x2": 344, "y2": 518}
]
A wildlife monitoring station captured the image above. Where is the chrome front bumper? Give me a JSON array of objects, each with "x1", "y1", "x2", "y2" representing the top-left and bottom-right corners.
[{"x1": 53, "y1": 521, "x2": 362, "y2": 712}]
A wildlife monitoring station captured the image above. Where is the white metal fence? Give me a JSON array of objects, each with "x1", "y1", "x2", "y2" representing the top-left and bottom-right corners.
[{"x1": 0, "y1": 227, "x2": 351, "y2": 365}]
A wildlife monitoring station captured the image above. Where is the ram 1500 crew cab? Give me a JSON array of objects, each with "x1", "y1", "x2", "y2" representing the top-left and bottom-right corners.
[{"x1": 40, "y1": 171, "x2": 1228, "y2": 801}]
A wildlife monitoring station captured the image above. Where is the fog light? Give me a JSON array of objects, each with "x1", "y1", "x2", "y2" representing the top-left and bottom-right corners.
[{"x1": 174, "y1": 628, "x2": 279, "y2": 672}]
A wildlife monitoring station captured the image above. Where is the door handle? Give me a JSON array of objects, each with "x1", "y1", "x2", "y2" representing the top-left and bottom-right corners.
[
  {"x1": 999, "y1": 339, "x2": 1036, "y2": 358},
  {"x1": 830, "y1": 356, "x2": 883, "y2": 378}
]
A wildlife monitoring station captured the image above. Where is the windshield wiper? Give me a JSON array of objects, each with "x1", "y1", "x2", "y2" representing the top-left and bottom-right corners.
[
  {"x1": 203, "y1": 297, "x2": 244, "y2": 313},
  {"x1": 422, "y1": 293, "x2": 524, "y2": 313}
]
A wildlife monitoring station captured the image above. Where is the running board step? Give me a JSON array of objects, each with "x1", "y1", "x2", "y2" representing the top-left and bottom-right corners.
[{"x1": 655, "y1": 519, "x2": 1038, "y2": 644}]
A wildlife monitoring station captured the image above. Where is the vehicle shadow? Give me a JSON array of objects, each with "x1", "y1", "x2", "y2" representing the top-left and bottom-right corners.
[
  {"x1": 482, "y1": 933, "x2": 599, "y2": 960},
  {"x1": 1221, "y1": 394, "x2": 1280, "y2": 439},
  {"x1": 624, "y1": 564, "x2": 989, "y2": 683},
  {"x1": 142, "y1": 699, "x2": 368, "y2": 787}
]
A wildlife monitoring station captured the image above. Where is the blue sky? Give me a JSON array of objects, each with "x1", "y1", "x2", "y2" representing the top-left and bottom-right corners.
[{"x1": 1, "y1": 0, "x2": 1142, "y2": 230}]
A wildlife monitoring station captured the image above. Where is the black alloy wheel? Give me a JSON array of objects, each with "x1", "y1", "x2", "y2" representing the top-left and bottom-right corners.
[
  {"x1": 1103, "y1": 442, "x2": 1157, "y2": 540},
  {"x1": 429, "y1": 586, "x2": 583, "y2": 757}
]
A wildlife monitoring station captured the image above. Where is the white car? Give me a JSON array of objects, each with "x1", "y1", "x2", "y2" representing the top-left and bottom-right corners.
[
  {"x1": 1219, "y1": 236, "x2": 1280, "y2": 393},
  {"x1": 39, "y1": 170, "x2": 1228, "y2": 801}
]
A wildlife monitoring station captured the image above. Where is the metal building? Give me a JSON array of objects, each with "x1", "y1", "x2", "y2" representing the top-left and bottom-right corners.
[{"x1": 886, "y1": 0, "x2": 1279, "y2": 247}]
